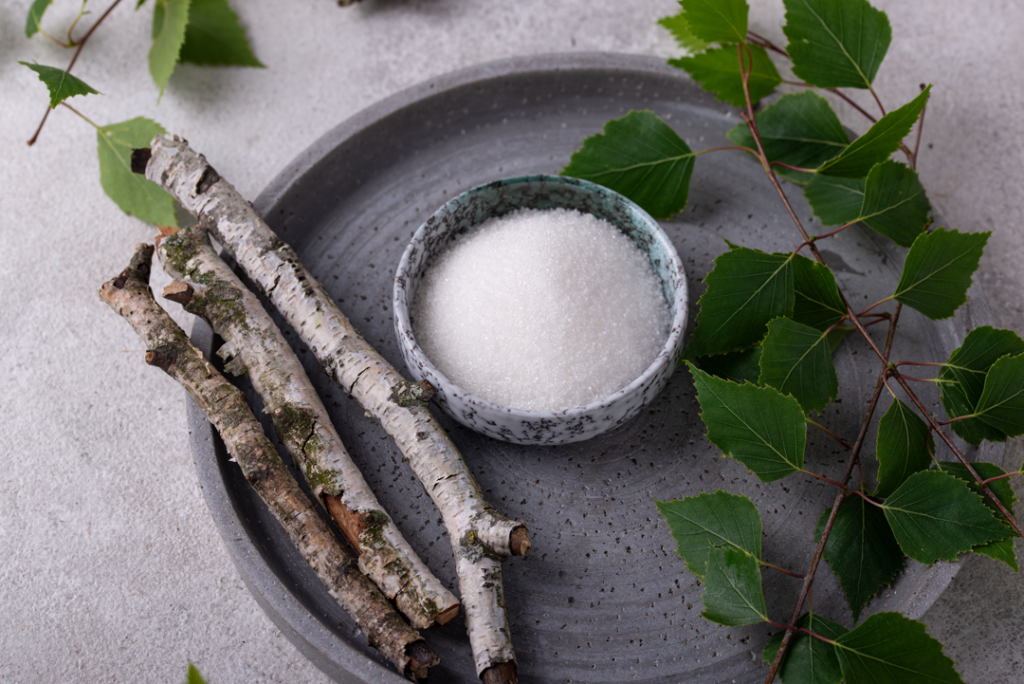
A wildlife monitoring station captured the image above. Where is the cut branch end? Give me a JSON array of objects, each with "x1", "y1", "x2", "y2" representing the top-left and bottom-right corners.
[
  {"x1": 131, "y1": 147, "x2": 152, "y2": 175},
  {"x1": 481, "y1": 660, "x2": 518, "y2": 684},
  {"x1": 162, "y1": 281, "x2": 194, "y2": 307},
  {"x1": 405, "y1": 640, "x2": 440, "y2": 681},
  {"x1": 509, "y1": 525, "x2": 531, "y2": 556}
]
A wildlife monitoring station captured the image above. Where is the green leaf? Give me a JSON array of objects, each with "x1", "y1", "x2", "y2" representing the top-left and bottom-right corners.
[
  {"x1": 763, "y1": 613, "x2": 848, "y2": 684},
  {"x1": 25, "y1": 0, "x2": 53, "y2": 38},
  {"x1": 817, "y1": 87, "x2": 930, "y2": 178},
  {"x1": 792, "y1": 255, "x2": 846, "y2": 332},
  {"x1": 680, "y1": 0, "x2": 748, "y2": 44},
  {"x1": 893, "y1": 227, "x2": 989, "y2": 320},
  {"x1": 19, "y1": 63, "x2": 100, "y2": 109},
  {"x1": 179, "y1": 0, "x2": 264, "y2": 67},
  {"x1": 940, "y1": 461, "x2": 1019, "y2": 571},
  {"x1": 658, "y1": 11, "x2": 710, "y2": 54},
  {"x1": 97, "y1": 117, "x2": 179, "y2": 226},
  {"x1": 972, "y1": 354, "x2": 1024, "y2": 438},
  {"x1": 695, "y1": 347, "x2": 762, "y2": 384},
  {"x1": 833, "y1": 612, "x2": 964, "y2": 684},
  {"x1": 562, "y1": 110, "x2": 695, "y2": 219},
  {"x1": 815, "y1": 496, "x2": 904, "y2": 621},
  {"x1": 655, "y1": 491, "x2": 762, "y2": 577},
  {"x1": 186, "y1": 663, "x2": 208, "y2": 684},
  {"x1": 670, "y1": 44, "x2": 781, "y2": 108},
  {"x1": 783, "y1": 0, "x2": 892, "y2": 90},
  {"x1": 804, "y1": 161, "x2": 931, "y2": 247},
  {"x1": 874, "y1": 399, "x2": 934, "y2": 498},
  {"x1": 150, "y1": 0, "x2": 192, "y2": 95},
  {"x1": 826, "y1": 326, "x2": 853, "y2": 354},
  {"x1": 685, "y1": 243, "x2": 794, "y2": 358},
  {"x1": 938, "y1": 326, "x2": 1024, "y2": 445},
  {"x1": 974, "y1": 538, "x2": 1018, "y2": 572},
  {"x1": 882, "y1": 470, "x2": 1009, "y2": 564},
  {"x1": 939, "y1": 462, "x2": 1018, "y2": 518},
  {"x1": 700, "y1": 544, "x2": 767, "y2": 626},
  {"x1": 688, "y1": 363, "x2": 807, "y2": 482},
  {"x1": 727, "y1": 91, "x2": 849, "y2": 184},
  {"x1": 758, "y1": 317, "x2": 838, "y2": 414}
]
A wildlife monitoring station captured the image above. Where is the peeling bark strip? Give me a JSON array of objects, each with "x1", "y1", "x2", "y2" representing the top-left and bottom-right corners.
[
  {"x1": 141, "y1": 135, "x2": 525, "y2": 680},
  {"x1": 158, "y1": 225, "x2": 459, "y2": 629},
  {"x1": 99, "y1": 244, "x2": 437, "y2": 678}
]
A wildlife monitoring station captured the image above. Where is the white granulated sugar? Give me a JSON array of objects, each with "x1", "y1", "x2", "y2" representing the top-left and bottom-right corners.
[{"x1": 413, "y1": 207, "x2": 671, "y2": 411}]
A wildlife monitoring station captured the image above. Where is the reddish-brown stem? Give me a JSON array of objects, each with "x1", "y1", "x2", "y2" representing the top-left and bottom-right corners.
[
  {"x1": 891, "y1": 370, "x2": 1024, "y2": 538},
  {"x1": 869, "y1": 86, "x2": 887, "y2": 117},
  {"x1": 982, "y1": 472, "x2": 1019, "y2": 487},
  {"x1": 761, "y1": 561, "x2": 806, "y2": 579},
  {"x1": 27, "y1": 0, "x2": 124, "y2": 146},
  {"x1": 770, "y1": 161, "x2": 816, "y2": 173},
  {"x1": 857, "y1": 297, "x2": 894, "y2": 318},
  {"x1": 700, "y1": 144, "x2": 759, "y2": 155},
  {"x1": 938, "y1": 414, "x2": 973, "y2": 425},
  {"x1": 849, "y1": 489, "x2": 884, "y2": 508},
  {"x1": 763, "y1": 308, "x2": 905, "y2": 684},
  {"x1": 748, "y1": 31, "x2": 790, "y2": 59},
  {"x1": 801, "y1": 470, "x2": 846, "y2": 488},
  {"x1": 39, "y1": 30, "x2": 71, "y2": 48},
  {"x1": 782, "y1": 80, "x2": 880, "y2": 124},
  {"x1": 813, "y1": 221, "x2": 858, "y2": 241},
  {"x1": 862, "y1": 316, "x2": 890, "y2": 329},
  {"x1": 802, "y1": 473, "x2": 843, "y2": 489},
  {"x1": 807, "y1": 419, "x2": 853, "y2": 449}
]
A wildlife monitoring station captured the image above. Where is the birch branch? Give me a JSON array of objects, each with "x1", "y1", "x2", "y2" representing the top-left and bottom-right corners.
[
  {"x1": 136, "y1": 135, "x2": 529, "y2": 682},
  {"x1": 99, "y1": 243, "x2": 438, "y2": 679},
  {"x1": 157, "y1": 224, "x2": 459, "y2": 628}
]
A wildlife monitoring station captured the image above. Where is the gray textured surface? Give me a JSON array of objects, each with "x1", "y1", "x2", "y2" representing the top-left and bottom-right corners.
[{"x1": 2, "y1": 1, "x2": 1023, "y2": 683}]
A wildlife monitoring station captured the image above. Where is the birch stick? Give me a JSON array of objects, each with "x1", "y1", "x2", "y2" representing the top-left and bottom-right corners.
[
  {"x1": 137, "y1": 135, "x2": 528, "y2": 682},
  {"x1": 99, "y1": 243, "x2": 438, "y2": 679},
  {"x1": 158, "y1": 224, "x2": 459, "y2": 628}
]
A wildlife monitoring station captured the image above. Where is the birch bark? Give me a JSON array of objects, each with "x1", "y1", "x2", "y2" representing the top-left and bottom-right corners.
[
  {"x1": 99, "y1": 244, "x2": 438, "y2": 679},
  {"x1": 140, "y1": 135, "x2": 528, "y2": 680},
  {"x1": 158, "y1": 225, "x2": 459, "y2": 628}
]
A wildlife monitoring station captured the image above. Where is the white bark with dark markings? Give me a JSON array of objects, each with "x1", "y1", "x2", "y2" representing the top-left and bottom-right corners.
[
  {"x1": 158, "y1": 225, "x2": 459, "y2": 628},
  {"x1": 143, "y1": 135, "x2": 526, "y2": 680},
  {"x1": 98, "y1": 243, "x2": 438, "y2": 679}
]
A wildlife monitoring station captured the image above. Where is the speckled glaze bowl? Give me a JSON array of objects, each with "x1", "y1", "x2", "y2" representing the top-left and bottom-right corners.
[{"x1": 393, "y1": 175, "x2": 688, "y2": 445}]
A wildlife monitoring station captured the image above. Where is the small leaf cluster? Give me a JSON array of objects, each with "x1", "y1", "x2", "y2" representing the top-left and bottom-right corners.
[
  {"x1": 20, "y1": 0, "x2": 262, "y2": 226},
  {"x1": 565, "y1": 0, "x2": 1024, "y2": 682}
]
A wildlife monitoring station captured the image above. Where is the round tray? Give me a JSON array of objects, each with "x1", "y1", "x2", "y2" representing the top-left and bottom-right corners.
[{"x1": 187, "y1": 53, "x2": 1002, "y2": 684}]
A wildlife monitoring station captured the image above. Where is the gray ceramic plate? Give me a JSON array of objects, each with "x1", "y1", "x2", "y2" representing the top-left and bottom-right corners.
[{"x1": 187, "y1": 53, "x2": 1002, "y2": 684}]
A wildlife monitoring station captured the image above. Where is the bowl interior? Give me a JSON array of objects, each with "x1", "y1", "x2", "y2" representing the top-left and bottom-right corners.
[{"x1": 396, "y1": 174, "x2": 687, "y2": 415}]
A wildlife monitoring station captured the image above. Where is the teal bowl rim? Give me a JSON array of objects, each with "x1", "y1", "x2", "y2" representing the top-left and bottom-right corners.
[{"x1": 393, "y1": 173, "x2": 688, "y2": 420}]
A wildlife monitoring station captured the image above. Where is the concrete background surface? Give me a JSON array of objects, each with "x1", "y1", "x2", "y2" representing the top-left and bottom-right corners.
[{"x1": 2, "y1": 1, "x2": 1022, "y2": 682}]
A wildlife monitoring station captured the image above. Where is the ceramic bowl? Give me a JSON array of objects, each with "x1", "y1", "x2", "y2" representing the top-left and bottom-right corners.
[{"x1": 393, "y1": 175, "x2": 687, "y2": 445}]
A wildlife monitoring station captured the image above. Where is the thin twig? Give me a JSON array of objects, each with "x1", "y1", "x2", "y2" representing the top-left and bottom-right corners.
[
  {"x1": 760, "y1": 560, "x2": 806, "y2": 579},
  {"x1": 814, "y1": 221, "x2": 858, "y2": 241},
  {"x1": 27, "y1": 0, "x2": 124, "y2": 146},
  {"x1": 801, "y1": 470, "x2": 846, "y2": 488},
  {"x1": 748, "y1": 31, "x2": 790, "y2": 59},
  {"x1": 770, "y1": 161, "x2": 816, "y2": 173},
  {"x1": 807, "y1": 420, "x2": 853, "y2": 449},
  {"x1": 764, "y1": 305, "x2": 903, "y2": 684}
]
